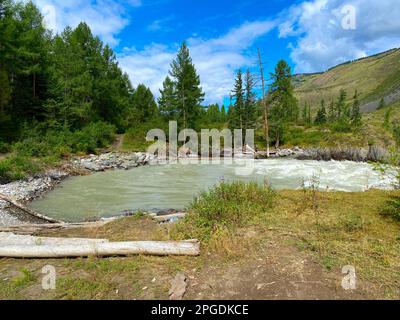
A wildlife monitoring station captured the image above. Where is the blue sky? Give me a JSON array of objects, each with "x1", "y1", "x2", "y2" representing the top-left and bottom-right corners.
[{"x1": 34, "y1": 0, "x2": 400, "y2": 104}]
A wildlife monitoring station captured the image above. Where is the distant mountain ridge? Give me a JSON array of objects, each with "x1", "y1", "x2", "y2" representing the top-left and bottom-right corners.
[{"x1": 293, "y1": 48, "x2": 400, "y2": 112}]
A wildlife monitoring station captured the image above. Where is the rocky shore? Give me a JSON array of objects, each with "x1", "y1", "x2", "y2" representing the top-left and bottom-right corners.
[
  {"x1": 0, "y1": 152, "x2": 154, "y2": 227},
  {"x1": 71, "y1": 152, "x2": 156, "y2": 172},
  {"x1": 0, "y1": 170, "x2": 69, "y2": 226}
]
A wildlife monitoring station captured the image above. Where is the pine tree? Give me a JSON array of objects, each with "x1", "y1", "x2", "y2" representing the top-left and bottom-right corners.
[
  {"x1": 169, "y1": 41, "x2": 204, "y2": 129},
  {"x1": 315, "y1": 99, "x2": 327, "y2": 125},
  {"x1": 230, "y1": 69, "x2": 245, "y2": 131},
  {"x1": 130, "y1": 84, "x2": 158, "y2": 124},
  {"x1": 220, "y1": 104, "x2": 226, "y2": 121},
  {"x1": 158, "y1": 76, "x2": 176, "y2": 120},
  {"x1": 335, "y1": 89, "x2": 347, "y2": 120},
  {"x1": 350, "y1": 90, "x2": 362, "y2": 126},
  {"x1": 328, "y1": 99, "x2": 336, "y2": 121},
  {"x1": 269, "y1": 60, "x2": 298, "y2": 122},
  {"x1": 243, "y1": 69, "x2": 256, "y2": 129},
  {"x1": 268, "y1": 60, "x2": 298, "y2": 147}
]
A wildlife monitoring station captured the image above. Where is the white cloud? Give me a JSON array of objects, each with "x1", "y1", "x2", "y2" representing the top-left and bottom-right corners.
[
  {"x1": 119, "y1": 20, "x2": 275, "y2": 104},
  {"x1": 279, "y1": 0, "x2": 400, "y2": 73},
  {"x1": 33, "y1": 0, "x2": 137, "y2": 46},
  {"x1": 147, "y1": 15, "x2": 174, "y2": 32}
]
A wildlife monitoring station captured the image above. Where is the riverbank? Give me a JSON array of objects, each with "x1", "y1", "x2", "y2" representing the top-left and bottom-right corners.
[
  {"x1": 1, "y1": 187, "x2": 399, "y2": 300},
  {"x1": 0, "y1": 152, "x2": 155, "y2": 227}
]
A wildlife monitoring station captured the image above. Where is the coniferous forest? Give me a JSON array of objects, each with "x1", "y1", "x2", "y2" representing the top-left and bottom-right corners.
[{"x1": 0, "y1": 0, "x2": 399, "y2": 183}]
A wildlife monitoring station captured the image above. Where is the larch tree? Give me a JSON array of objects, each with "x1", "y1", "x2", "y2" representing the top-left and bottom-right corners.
[
  {"x1": 158, "y1": 76, "x2": 177, "y2": 120},
  {"x1": 169, "y1": 41, "x2": 204, "y2": 130}
]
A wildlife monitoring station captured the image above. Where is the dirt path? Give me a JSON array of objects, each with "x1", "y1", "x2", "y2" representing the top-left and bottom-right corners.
[
  {"x1": 101, "y1": 134, "x2": 124, "y2": 153},
  {"x1": 185, "y1": 240, "x2": 369, "y2": 300},
  {"x1": 0, "y1": 215, "x2": 381, "y2": 300},
  {"x1": 112, "y1": 134, "x2": 124, "y2": 150}
]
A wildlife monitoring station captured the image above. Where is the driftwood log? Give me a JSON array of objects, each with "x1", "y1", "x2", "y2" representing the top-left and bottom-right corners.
[
  {"x1": 0, "y1": 232, "x2": 109, "y2": 246},
  {"x1": 0, "y1": 233, "x2": 200, "y2": 258},
  {"x1": 0, "y1": 221, "x2": 108, "y2": 235},
  {"x1": 0, "y1": 194, "x2": 60, "y2": 223}
]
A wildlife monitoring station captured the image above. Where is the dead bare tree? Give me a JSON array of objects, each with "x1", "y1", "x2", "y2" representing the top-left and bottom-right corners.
[{"x1": 258, "y1": 48, "x2": 270, "y2": 157}]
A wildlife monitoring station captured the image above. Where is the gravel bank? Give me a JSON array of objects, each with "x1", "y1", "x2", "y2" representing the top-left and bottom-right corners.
[{"x1": 0, "y1": 152, "x2": 154, "y2": 227}]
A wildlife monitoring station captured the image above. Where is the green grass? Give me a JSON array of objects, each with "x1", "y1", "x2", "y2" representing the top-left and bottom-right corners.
[
  {"x1": 380, "y1": 195, "x2": 400, "y2": 222},
  {"x1": 171, "y1": 182, "x2": 276, "y2": 243},
  {"x1": 12, "y1": 268, "x2": 36, "y2": 288}
]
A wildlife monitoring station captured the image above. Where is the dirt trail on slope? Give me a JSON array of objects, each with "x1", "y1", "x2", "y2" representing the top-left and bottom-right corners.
[{"x1": 184, "y1": 240, "x2": 371, "y2": 300}]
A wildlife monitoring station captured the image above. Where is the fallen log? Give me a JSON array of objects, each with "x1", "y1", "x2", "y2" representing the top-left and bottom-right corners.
[
  {"x1": 0, "y1": 239, "x2": 200, "y2": 258},
  {"x1": 0, "y1": 194, "x2": 60, "y2": 223},
  {"x1": 0, "y1": 221, "x2": 109, "y2": 235},
  {"x1": 0, "y1": 232, "x2": 109, "y2": 246}
]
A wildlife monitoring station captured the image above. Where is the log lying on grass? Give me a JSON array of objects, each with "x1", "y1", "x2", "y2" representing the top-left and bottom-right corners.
[
  {"x1": 0, "y1": 194, "x2": 61, "y2": 224},
  {"x1": 0, "y1": 221, "x2": 109, "y2": 235},
  {"x1": 0, "y1": 240, "x2": 201, "y2": 258},
  {"x1": 0, "y1": 232, "x2": 109, "y2": 246},
  {"x1": 0, "y1": 233, "x2": 200, "y2": 258}
]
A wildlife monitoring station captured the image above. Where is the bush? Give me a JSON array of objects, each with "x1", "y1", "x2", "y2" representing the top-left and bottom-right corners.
[
  {"x1": 0, "y1": 154, "x2": 41, "y2": 183},
  {"x1": 331, "y1": 120, "x2": 352, "y2": 133},
  {"x1": 340, "y1": 214, "x2": 366, "y2": 232},
  {"x1": 172, "y1": 182, "x2": 276, "y2": 241},
  {"x1": 0, "y1": 141, "x2": 11, "y2": 153},
  {"x1": 13, "y1": 122, "x2": 116, "y2": 158},
  {"x1": 380, "y1": 195, "x2": 400, "y2": 222},
  {"x1": 0, "y1": 122, "x2": 116, "y2": 183},
  {"x1": 123, "y1": 119, "x2": 168, "y2": 152},
  {"x1": 71, "y1": 122, "x2": 116, "y2": 153}
]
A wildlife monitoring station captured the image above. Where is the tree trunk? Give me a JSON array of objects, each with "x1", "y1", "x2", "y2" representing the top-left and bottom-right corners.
[
  {"x1": 275, "y1": 131, "x2": 280, "y2": 149},
  {"x1": 258, "y1": 48, "x2": 270, "y2": 157},
  {"x1": 0, "y1": 239, "x2": 200, "y2": 258},
  {"x1": 33, "y1": 73, "x2": 36, "y2": 98}
]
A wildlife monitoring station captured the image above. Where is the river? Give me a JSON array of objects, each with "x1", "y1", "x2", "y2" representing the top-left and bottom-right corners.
[{"x1": 29, "y1": 159, "x2": 394, "y2": 222}]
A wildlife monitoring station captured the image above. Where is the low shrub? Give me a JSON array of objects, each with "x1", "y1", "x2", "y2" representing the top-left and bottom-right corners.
[
  {"x1": 340, "y1": 214, "x2": 366, "y2": 232},
  {"x1": 171, "y1": 182, "x2": 276, "y2": 242},
  {"x1": 283, "y1": 127, "x2": 327, "y2": 146},
  {"x1": 0, "y1": 121, "x2": 116, "y2": 183},
  {"x1": 0, "y1": 141, "x2": 11, "y2": 153},
  {"x1": 380, "y1": 195, "x2": 400, "y2": 222},
  {"x1": 123, "y1": 119, "x2": 168, "y2": 152},
  {"x1": 0, "y1": 154, "x2": 41, "y2": 183}
]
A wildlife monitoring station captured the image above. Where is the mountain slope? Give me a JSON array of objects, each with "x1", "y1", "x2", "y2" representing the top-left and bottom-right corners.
[{"x1": 294, "y1": 48, "x2": 400, "y2": 112}]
